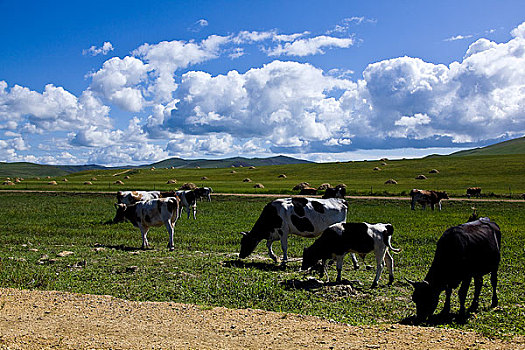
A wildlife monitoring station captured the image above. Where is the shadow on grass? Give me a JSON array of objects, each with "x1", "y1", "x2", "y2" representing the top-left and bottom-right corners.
[
  {"x1": 222, "y1": 259, "x2": 286, "y2": 272},
  {"x1": 281, "y1": 277, "x2": 365, "y2": 292},
  {"x1": 94, "y1": 243, "x2": 143, "y2": 252}
]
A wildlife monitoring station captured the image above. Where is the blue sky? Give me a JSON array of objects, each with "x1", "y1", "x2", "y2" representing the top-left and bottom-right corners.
[{"x1": 1, "y1": 1, "x2": 524, "y2": 166}]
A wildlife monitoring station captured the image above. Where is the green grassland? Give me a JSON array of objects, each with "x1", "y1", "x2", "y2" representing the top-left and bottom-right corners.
[
  {"x1": 0, "y1": 192, "x2": 524, "y2": 337},
  {"x1": 3, "y1": 154, "x2": 524, "y2": 197}
]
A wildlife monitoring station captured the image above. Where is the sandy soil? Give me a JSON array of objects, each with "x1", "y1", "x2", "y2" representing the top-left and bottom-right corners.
[{"x1": 1, "y1": 288, "x2": 523, "y2": 350}]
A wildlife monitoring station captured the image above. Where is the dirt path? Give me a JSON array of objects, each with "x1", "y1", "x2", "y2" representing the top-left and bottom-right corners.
[{"x1": 1, "y1": 288, "x2": 523, "y2": 350}]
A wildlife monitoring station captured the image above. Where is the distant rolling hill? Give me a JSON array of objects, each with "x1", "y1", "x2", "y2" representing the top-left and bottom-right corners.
[
  {"x1": 0, "y1": 156, "x2": 312, "y2": 177},
  {"x1": 0, "y1": 162, "x2": 107, "y2": 178},
  {"x1": 150, "y1": 155, "x2": 313, "y2": 169},
  {"x1": 450, "y1": 136, "x2": 525, "y2": 156}
]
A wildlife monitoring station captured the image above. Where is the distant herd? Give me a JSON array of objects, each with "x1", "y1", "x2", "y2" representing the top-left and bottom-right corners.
[{"x1": 111, "y1": 185, "x2": 501, "y2": 324}]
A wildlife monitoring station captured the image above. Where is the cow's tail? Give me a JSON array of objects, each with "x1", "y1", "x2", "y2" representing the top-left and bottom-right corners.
[{"x1": 382, "y1": 227, "x2": 401, "y2": 253}]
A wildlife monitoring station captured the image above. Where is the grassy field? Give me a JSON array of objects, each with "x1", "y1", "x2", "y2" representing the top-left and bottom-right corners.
[
  {"x1": 0, "y1": 192, "x2": 523, "y2": 338},
  {"x1": 3, "y1": 153, "x2": 525, "y2": 198}
]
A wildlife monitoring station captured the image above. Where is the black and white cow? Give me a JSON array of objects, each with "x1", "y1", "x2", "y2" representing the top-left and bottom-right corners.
[
  {"x1": 116, "y1": 190, "x2": 161, "y2": 205},
  {"x1": 302, "y1": 222, "x2": 400, "y2": 287},
  {"x1": 407, "y1": 217, "x2": 501, "y2": 322},
  {"x1": 175, "y1": 190, "x2": 197, "y2": 219},
  {"x1": 239, "y1": 197, "x2": 348, "y2": 264},
  {"x1": 113, "y1": 197, "x2": 181, "y2": 251},
  {"x1": 194, "y1": 187, "x2": 213, "y2": 202}
]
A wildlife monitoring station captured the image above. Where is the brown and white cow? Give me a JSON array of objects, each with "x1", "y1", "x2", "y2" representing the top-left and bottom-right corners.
[
  {"x1": 113, "y1": 197, "x2": 180, "y2": 250},
  {"x1": 410, "y1": 189, "x2": 449, "y2": 211},
  {"x1": 302, "y1": 222, "x2": 400, "y2": 287},
  {"x1": 239, "y1": 197, "x2": 348, "y2": 264},
  {"x1": 466, "y1": 187, "x2": 481, "y2": 198}
]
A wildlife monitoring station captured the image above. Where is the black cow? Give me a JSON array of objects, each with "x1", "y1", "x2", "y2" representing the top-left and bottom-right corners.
[
  {"x1": 194, "y1": 187, "x2": 213, "y2": 202},
  {"x1": 407, "y1": 218, "x2": 501, "y2": 322}
]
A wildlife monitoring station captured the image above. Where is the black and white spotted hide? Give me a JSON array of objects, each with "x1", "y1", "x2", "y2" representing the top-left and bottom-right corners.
[{"x1": 239, "y1": 197, "x2": 348, "y2": 264}]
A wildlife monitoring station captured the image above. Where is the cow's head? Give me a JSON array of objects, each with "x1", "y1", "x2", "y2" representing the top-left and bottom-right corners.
[
  {"x1": 238, "y1": 232, "x2": 260, "y2": 259},
  {"x1": 438, "y1": 191, "x2": 449, "y2": 200},
  {"x1": 301, "y1": 246, "x2": 320, "y2": 271},
  {"x1": 407, "y1": 279, "x2": 440, "y2": 322},
  {"x1": 113, "y1": 203, "x2": 128, "y2": 223}
]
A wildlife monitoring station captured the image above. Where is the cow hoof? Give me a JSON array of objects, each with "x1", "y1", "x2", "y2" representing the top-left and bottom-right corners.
[
  {"x1": 169, "y1": 247, "x2": 174, "y2": 252},
  {"x1": 365, "y1": 265, "x2": 373, "y2": 270},
  {"x1": 388, "y1": 276, "x2": 394, "y2": 285},
  {"x1": 370, "y1": 282, "x2": 378, "y2": 288}
]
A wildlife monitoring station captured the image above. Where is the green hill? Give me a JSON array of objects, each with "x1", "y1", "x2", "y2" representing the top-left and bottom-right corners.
[
  {"x1": 151, "y1": 155, "x2": 312, "y2": 169},
  {"x1": 451, "y1": 136, "x2": 525, "y2": 156}
]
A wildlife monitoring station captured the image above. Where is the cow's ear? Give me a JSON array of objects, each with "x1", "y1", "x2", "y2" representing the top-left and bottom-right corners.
[
  {"x1": 114, "y1": 203, "x2": 119, "y2": 209},
  {"x1": 386, "y1": 224, "x2": 394, "y2": 235}
]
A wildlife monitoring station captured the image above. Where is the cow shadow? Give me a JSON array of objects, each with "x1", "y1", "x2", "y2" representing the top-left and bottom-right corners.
[
  {"x1": 222, "y1": 259, "x2": 293, "y2": 272},
  {"x1": 93, "y1": 243, "x2": 144, "y2": 252},
  {"x1": 281, "y1": 277, "x2": 365, "y2": 292},
  {"x1": 400, "y1": 312, "x2": 469, "y2": 326}
]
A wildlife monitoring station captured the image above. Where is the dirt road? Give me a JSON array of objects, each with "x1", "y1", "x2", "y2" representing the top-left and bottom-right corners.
[{"x1": 1, "y1": 288, "x2": 523, "y2": 350}]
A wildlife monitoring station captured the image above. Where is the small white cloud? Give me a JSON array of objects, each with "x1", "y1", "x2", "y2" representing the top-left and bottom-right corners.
[
  {"x1": 444, "y1": 34, "x2": 473, "y2": 42},
  {"x1": 83, "y1": 42, "x2": 114, "y2": 56},
  {"x1": 266, "y1": 35, "x2": 354, "y2": 56},
  {"x1": 188, "y1": 19, "x2": 209, "y2": 32}
]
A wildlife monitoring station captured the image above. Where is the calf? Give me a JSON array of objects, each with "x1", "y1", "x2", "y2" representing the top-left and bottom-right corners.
[
  {"x1": 239, "y1": 197, "x2": 348, "y2": 264},
  {"x1": 113, "y1": 197, "x2": 180, "y2": 250},
  {"x1": 410, "y1": 189, "x2": 449, "y2": 211},
  {"x1": 407, "y1": 218, "x2": 501, "y2": 322},
  {"x1": 116, "y1": 190, "x2": 161, "y2": 205},
  {"x1": 322, "y1": 185, "x2": 346, "y2": 199},
  {"x1": 176, "y1": 190, "x2": 197, "y2": 219},
  {"x1": 194, "y1": 187, "x2": 213, "y2": 202},
  {"x1": 466, "y1": 187, "x2": 481, "y2": 198},
  {"x1": 302, "y1": 222, "x2": 400, "y2": 287}
]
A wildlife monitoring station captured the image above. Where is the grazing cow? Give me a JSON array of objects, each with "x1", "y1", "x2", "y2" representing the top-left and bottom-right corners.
[
  {"x1": 302, "y1": 222, "x2": 400, "y2": 287},
  {"x1": 239, "y1": 197, "x2": 348, "y2": 264},
  {"x1": 410, "y1": 189, "x2": 449, "y2": 211},
  {"x1": 407, "y1": 218, "x2": 501, "y2": 322},
  {"x1": 466, "y1": 187, "x2": 482, "y2": 198},
  {"x1": 194, "y1": 187, "x2": 213, "y2": 202},
  {"x1": 322, "y1": 185, "x2": 347, "y2": 199},
  {"x1": 116, "y1": 190, "x2": 161, "y2": 205},
  {"x1": 175, "y1": 190, "x2": 197, "y2": 219},
  {"x1": 113, "y1": 197, "x2": 181, "y2": 250},
  {"x1": 299, "y1": 187, "x2": 318, "y2": 195}
]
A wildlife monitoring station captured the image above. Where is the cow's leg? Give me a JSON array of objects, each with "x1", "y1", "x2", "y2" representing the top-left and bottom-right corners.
[
  {"x1": 320, "y1": 259, "x2": 328, "y2": 281},
  {"x1": 440, "y1": 286, "x2": 452, "y2": 316},
  {"x1": 371, "y1": 249, "x2": 386, "y2": 288},
  {"x1": 430, "y1": 203, "x2": 435, "y2": 211},
  {"x1": 350, "y1": 253, "x2": 359, "y2": 269},
  {"x1": 266, "y1": 239, "x2": 278, "y2": 263},
  {"x1": 164, "y1": 220, "x2": 175, "y2": 251},
  {"x1": 139, "y1": 225, "x2": 149, "y2": 249},
  {"x1": 384, "y1": 250, "x2": 394, "y2": 285},
  {"x1": 192, "y1": 205, "x2": 197, "y2": 220},
  {"x1": 280, "y1": 234, "x2": 289, "y2": 265},
  {"x1": 468, "y1": 276, "x2": 483, "y2": 313},
  {"x1": 490, "y1": 269, "x2": 498, "y2": 308},
  {"x1": 335, "y1": 255, "x2": 345, "y2": 283},
  {"x1": 411, "y1": 199, "x2": 415, "y2": 210},
  {"x1": 458, "y1": 277, "x2": 472, "y2": 319},
  {"x1": 422, "y1": 203, "x2": 426, "y2": 210},
  {"x1": 438, "y1": 201, "x2": 442, "y2": 211}
]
